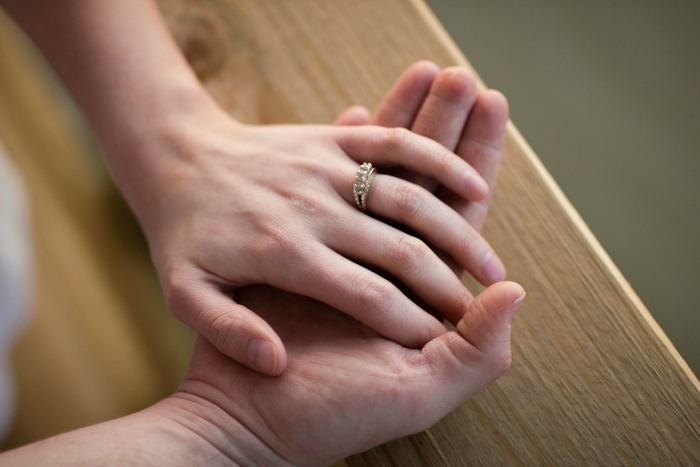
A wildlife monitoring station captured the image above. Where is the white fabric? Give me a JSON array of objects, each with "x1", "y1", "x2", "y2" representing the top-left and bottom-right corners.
[{"x1": 0, "y1": 143, "x2": 31, "y2": 440}]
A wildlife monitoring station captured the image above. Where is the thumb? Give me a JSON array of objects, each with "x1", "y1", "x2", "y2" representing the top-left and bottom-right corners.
[
  {"x1": 420, "y1": 281, "x2": 525, "y2": 402},
  {"x1": 456, "y1": 280, "x2": 525, "y2": 355},
  {"x1": 168, "y1": 280, "x2": 288, "y2": 375},
  {"x1": 333, "y1": 105, "x2": 371, "y2": 126}
]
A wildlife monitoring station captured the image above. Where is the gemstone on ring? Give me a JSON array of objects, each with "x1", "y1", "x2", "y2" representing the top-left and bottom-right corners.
[{"x1": 353, "y1": 162, "x2": 377, "y2": 211}]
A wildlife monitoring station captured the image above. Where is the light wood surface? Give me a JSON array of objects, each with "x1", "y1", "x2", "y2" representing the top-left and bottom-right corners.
[
  {"x1": 158, "y1": 0, "x2": 700, "y2": 464},
  {"x1": 0, "y1": 14, "x2": 192, "y2": 448},
  {"x1": 0, "y1": 0, "x2": 697, "y2": 463}
]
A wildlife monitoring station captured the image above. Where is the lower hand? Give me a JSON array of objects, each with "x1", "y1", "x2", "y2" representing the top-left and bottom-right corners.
[{"x1": 169, "y1": 280, "x2": 525, "y2": 466}]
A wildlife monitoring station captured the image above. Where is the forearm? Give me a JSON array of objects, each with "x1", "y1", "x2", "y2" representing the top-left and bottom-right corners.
[
  {"x1": 1, "y1": 0, "x2": 221, "y2": 212},
  {"x1": 0, "y1": 396, "x2": 285, "y2": 466}
]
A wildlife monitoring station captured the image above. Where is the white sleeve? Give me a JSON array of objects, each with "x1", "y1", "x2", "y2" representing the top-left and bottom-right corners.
[{"x1": 0, "y1": 142, "x2": 32, "y2": 440}]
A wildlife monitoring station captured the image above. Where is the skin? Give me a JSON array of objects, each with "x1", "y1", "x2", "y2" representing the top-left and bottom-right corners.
[
  {"x1": 0, "y1": 282, "x2": 525, "y2": 466},
  {"x1": 1, "y1": 0, "x2": 508, "y2": 375},
  {"x1": 0, "y1": 63, "x2": 523, "y2": 466},
  {"x1": 0, "y1": 0, "x2": 526, "y2": 463}
]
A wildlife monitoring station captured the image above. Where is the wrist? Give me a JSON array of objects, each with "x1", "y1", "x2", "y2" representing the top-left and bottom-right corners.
[
  {"x1": 0, "y1": 392, "x2": 284, "y2": 466},
  {"x1": 100, "y1": 79, "x2": 228, "y2": 155},
  {"x1": 155, "y1": 391, "x2": 292, "y2": 467},
  {"x1": 100, "y1": 83, "x2": 236, "y2": 236}
]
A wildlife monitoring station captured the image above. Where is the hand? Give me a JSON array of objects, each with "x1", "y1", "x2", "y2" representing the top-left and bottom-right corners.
[
  {"x1": 4, "y1": 0, "x2": 511, "y2": 378},
  {"x1": 171, "y1": 281, "x2": 526, "y2": 466},
  {"x1": 335, "y1": 61, "x2": 510, "y2": 274},
  {"x1": 0, "y1": 280, "x2": 524, "y2": 466},
  {"x1": 136, "y1": 66, "x2": 508, "y2": 375}
]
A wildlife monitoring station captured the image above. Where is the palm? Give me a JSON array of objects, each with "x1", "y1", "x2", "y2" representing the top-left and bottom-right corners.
[{"x1": 182, "y1": 282, "x2": 523, "y2": 466}]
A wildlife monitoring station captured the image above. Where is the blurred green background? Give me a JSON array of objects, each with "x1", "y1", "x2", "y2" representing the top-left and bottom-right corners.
[{"x1": 427, "y1": 1, "x2": 699, "y2": 375}]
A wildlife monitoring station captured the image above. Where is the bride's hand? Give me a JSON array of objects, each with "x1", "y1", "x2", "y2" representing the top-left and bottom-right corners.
[{"x1": 138, "y1": 109, "x2": 501, "y2": 374}]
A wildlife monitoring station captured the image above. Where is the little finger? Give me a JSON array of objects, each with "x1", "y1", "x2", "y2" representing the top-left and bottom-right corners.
[
  {"x1": 328, "y1": 219, "x2": 473, "y2": 325},
  {"x1": 365, "y1": 175, "x2": 505, "y2": 285}
]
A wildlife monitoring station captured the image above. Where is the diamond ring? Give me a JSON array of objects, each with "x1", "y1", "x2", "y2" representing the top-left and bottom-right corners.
[{"x1": 353, "y1": 162, "x2": 377, "y2": 211}]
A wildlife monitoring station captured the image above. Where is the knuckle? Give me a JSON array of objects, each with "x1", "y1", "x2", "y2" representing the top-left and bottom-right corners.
[
  {"x1": 387, "y1": 235, "x2": 428, "y2": 273},
  {"x1": 455, "y1": 288, "x2": 473, "y2": 314},
  {"x1": 457, "y1": 225, "x2": 480, "y2": 254},
  {"x1": 488, "y1": 349, "x2": 513, "y2": 377},
  {"x1": 292, "y1": 192, "x2": 330, "y2": 218},
  {"x1": 355, "y1": 276, "x2": 394, "y2": 313},
  {"x1": 163, "y1": 271, "x2": 194, "y2": 319},
  {"x1": 394, "y1": 183, "x2": 426, "y2": 220},
  {"x1": 435, "y1": 147, "x2": 455, "y2": 174},
  {"x1": 261, "y1": 226, "x2": 305, "y2": 263},
  {"x1": 381, "y1": 127, "x2": 411, "y2": 152},
  {"x1": 206, "y1": 312, "x2": 239, "y2": 351}
]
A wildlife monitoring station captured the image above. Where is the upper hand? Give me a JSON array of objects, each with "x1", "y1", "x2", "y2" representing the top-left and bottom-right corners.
[{"x1": 134, "y1": 63, "x2": 508, "y2": 375}]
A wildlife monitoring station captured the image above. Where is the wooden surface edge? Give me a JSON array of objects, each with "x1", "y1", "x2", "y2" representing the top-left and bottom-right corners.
[
  {"x1": 411, "y1": 0, "x2": 699, "y2": 389},
  {"x1": 507, "y1": 123, "x2": 700, "y2": 390},
  {"x1": 2, "y1": 0, "x2": 696, "y2": 462}
]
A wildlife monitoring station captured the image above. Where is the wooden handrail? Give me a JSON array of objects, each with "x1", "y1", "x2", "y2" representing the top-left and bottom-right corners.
[
  {"x1": 159, "y1": 0, "x2": 699, "y2": 464},
  {"x1": 0, "y1": 0, "x2": 696, "y2": 462}
]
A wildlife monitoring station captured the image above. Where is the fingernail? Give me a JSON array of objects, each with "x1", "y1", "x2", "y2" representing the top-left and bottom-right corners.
[
  {"x1": 464, "y1": 171, "x2": 489, "y2": 199},
  {"x1": 480, "y1": 251, "x2": 506, "y2": 284},
  {"x1": 508, "y1": 293, "x2": 526, "y2": 324},
  {"x1": 248, "y1": 338, "x2": 277, "y2": 374}
]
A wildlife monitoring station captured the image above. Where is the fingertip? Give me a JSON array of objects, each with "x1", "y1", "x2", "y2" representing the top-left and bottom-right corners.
[
  {"x1": 179, "y1": 285, "x2": 289, "y2": 376},
  {"x1": 457, "y1": 281, "x2": 524, "y2": 339},
  {"x1": 479, "y1": 89, "x2": 510, "y2": 124},
  {"x1": 488, "y1": 281, "x2": 526, "y2": 324},
  {"x1": 247, "y1": 338, "x2": 288, "y2": 376},
  {"x1": 408, "y1": 60, "x2": 440, "y2": 77},
  {"x1": 486, "y1": 281, "x2": 525, "y2": 308},
  {"x1": 464, "y1": 170, "x2": 490, "y2": 201},
  {"x1": 432, "y1": 66, "x2": 478, "y2": 103},
  {"x1": 509, "y1": 291, "x2": 526, "y2": 324},
  {"x1": 334, "y1": 105, "x2": 372, "y2": 126},
  {"x1": 372, "y1": 61, "x2": 439, "y2": 128}
]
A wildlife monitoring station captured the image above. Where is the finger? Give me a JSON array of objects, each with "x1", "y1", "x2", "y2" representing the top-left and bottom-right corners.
[
  {"x1": 328, "y1": 216, "x2": 473, "y2": 325},
  {"x1": 415, "y1": 281, "x2": 525, "y2": 402},
  {"x1": 445, "y1": 90, "x2": 510, "y2": 230},
  {"x1": 334, "y1": 105, "x2": 372, "y2": 126},
  {"x1": 412, "y1": 66, "x2": 478, "y2": 153},
  {"x1": 459, "y1": 90, "x2": 509, "y2": 190},
  {"x1": 384, "y1": 66, "x2": 478, "y2": 191},
  {"x1": 167, "y1": 273, "x2": 287, "y2": 376},
  {"x1": 272, "y1": 246, "x2": 446, "y2": 348},
  {"x1": 365, "y1": 174, "x2": 506, "y2": 285},
  {"x1": 372, "y1": 60, "x2": 439, "y2": 127},
  {"x1": 335, "y1": 126, "x2": 488, "y2": 200},
  {"x1": 457, "y1": 281, "x2": 525, "y2": 353}
]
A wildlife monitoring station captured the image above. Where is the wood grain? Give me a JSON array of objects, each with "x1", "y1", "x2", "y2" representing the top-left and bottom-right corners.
[
  {"x1": 0, "y1": 0, "x2": 696, "y2": 463},
  {"x1": 0, "y1": 14, "x2": 192, "y2": 448},
  {"x1": 158, "y1": 0, "x2": 699, "y2": 464}
]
